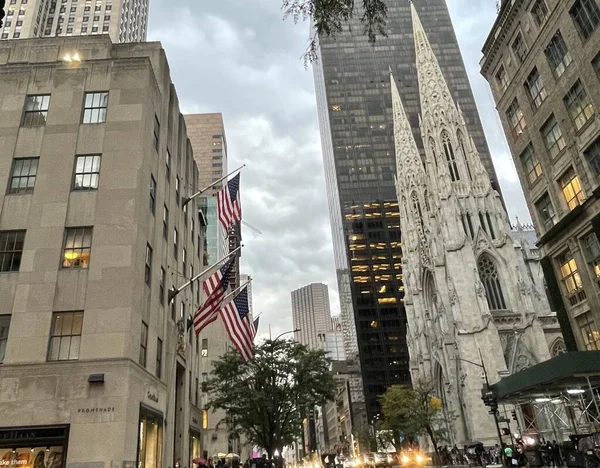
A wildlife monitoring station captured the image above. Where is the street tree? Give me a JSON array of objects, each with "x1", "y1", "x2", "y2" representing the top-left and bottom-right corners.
[
  {"x1": 205, "y1": 339, "x2": 336, "y2": 459},
  {"x1": 379, "y1": 382, "x2": 450, "y2": 458},
  {"x1": 282, "y1": 0, "x2": 388, "y2": 63}
]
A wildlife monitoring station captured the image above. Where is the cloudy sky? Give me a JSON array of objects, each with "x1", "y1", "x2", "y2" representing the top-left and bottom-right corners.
[{"x1": 147, "y1": 0, "x2": 531, "y2": 338}]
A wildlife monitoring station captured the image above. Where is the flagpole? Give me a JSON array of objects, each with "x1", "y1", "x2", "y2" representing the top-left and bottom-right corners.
[
  {"x1": 168, "y1": 245, "x2": 243, "y2": 303},
  {"x1": 182, "y1": 165, "x2": 245, "y2": 207}
]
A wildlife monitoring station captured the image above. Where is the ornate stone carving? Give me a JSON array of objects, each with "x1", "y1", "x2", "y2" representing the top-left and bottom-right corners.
[{"x1": 176, "y1": 318, "x2": 186, "y2": 356}]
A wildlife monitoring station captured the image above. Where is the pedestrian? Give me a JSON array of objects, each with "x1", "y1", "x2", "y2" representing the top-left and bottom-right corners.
[
  {"x1": 552, "y1": 441, "x2": 562, "y2": 467},
  {"x1": 503, "y1": 444, "x2": 513, "y2": 467}
]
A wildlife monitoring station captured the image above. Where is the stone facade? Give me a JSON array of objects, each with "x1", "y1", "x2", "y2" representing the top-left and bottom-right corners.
[
  {"x1": 481, "y1": 0, "x2": 600, "y2": 353},
  {"x1": 0, "y1": 36, "x2": 207, "y2": 468},
  {"x1": 392, "y1": 5, "x2": 559, "y2": 446}
]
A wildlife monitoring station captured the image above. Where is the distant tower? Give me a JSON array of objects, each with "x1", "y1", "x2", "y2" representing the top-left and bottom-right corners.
[
  {"x1": 291, "y1": 283, "x2": 333, "y2": 349},
  {"x1": 391, "y1": 4, "x2": 556, "y2": 445}
]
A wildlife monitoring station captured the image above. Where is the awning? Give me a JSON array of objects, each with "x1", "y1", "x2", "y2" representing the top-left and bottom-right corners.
[{"x1": 491, "y1": 351, "x2": 600, "y2": 401}]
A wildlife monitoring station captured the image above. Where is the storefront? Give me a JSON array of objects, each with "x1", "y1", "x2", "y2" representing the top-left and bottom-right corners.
[
  {"x1": 137, "y1": 405, "x2": 163, "y2": 468},
  {"x1": 189, "y1": 406, "x2": 203, "y2": 467},
  {"x1": 0, "y1": 425, "x2": 69, "y2": 468}
]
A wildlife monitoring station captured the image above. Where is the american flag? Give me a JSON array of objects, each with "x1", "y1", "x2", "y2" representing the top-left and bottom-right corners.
[
  {"x1": 217, "y1": 173, "x2": 242, "y2": 232},
  {"x1": 220, "y1": 286, "x2": 255, "y2": 361},
  {"x1": 193, "y1": 259, "x2": 234, "y2": 335}
]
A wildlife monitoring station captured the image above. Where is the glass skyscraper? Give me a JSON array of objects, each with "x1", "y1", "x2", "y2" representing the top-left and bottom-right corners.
[{"x1": 313, "y1": 0, "x2": 500, "y2": 421}]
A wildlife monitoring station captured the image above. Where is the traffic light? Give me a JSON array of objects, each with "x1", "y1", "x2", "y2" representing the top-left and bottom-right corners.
[
  {"x1": 511, "y1": 410, "x2": 518, "y2": 421},
  {"x1": 481, "y1": 389, "x2": 498, "y2": 413},
  {"x1": 0, "y1": 0, "x2": 5, "y2": 28}
]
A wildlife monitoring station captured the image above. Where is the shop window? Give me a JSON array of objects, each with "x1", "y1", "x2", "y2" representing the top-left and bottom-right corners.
[
  {"x1": 558, "y1": 252, "x2": 586, "y2": 305},
  {"x1": 541, "y1": 115, "x2": 566, "y2": 158},
  {"x1": 0, "y1": 315, "x2": 10, "y2": 363},
  {"x1": 477, "y1": 255, "x2": 507, "y2": 311},
  {"x1": 138, "y1": 406, "x2": 163, "y2": 468},
  {"x1": 9, "y1": 157, "x2": 39, "y2": 195},
  {"x1": 0, "y1": 447, "x2": 64, "y2": 468},
  {"x1": 48, "y1": 311, "x2": 83, "y2": 361},
  {"x1": 520, "y1": 144, "x2": 542, "y2": 184},
  {"x1": 545, "y1": 31, "x2": 572, "y2": 77},
  {"x1": 73, "y1": 155, "x2": 101, "y2": 190},
  {"x1": 0, "y1": 230, "x2": 25, "y2": 272},
  {"x1": 571, "y1": 0, "x2": 600, "y2": 39},
  {"x1": 82, "y1": 91, "x2": 108, "y2": 123},
  {"x1": 535, "y1": 192, "x2": 556, "y2": 231},
  {"x1": 22, "y1": 94, "x2": 50, "y2": 127},
  {"x1": 564, "y1": 80, "x2": 594, "y2": 130},
  {"x1": 139, "y1": 321, "x2": 148, "y2": 367},
  {"x1": 506, "y1": 99, "x2": 527, "y2": 139},
  {"x1": 578, "y1": 312, "x2": 600, "y2": 350},
  {"x1": 560, "y1": 167, "x2": 586, "y2": 210},
  {"x1": 524, "y1": 67, "x2": 546, "y2": 109},
  {"x1": 62, "y1": 227, "x2": 92, "y2": 269}
]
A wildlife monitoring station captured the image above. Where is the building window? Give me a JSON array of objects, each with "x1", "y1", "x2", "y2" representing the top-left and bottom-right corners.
[
  {"x1": 62, "y1": 227, "x2": 92, "y2": 269},
  {"x1": 173, "y1": 228, "x2": 178, "y2": 259},
  {"x1": 506, "y1": 99, "x2": 527, "y2": 138},
  {"x1": 156, "y1": 337, "x2": 162, "y2": 378},
  {"x1": 163, "y1": 205, "x2": 168, "y2": 239},
  {"x1": 153, "y1": 115, "x2": 160, "y2": 151},
  {"x1": 571, "y1": 0, "x2": 600, "y2": 39},
  {"x1": 195, "y1": 377, "x2": 199, "y2": 405},
  {"x1": 520, "y1": 144, "x2": 542, "y2": 185},
  {"x1": 145, "y1": 243, "x2": 153, "y2": 286},
  {"x1": 0, "y1": 316, "x2": 10, "y2": 363},
  {"x1": 73, "y1": 155, "x2": 101, "y2": 190},
  {"x1": 593, "y1": 52, "x2": 600, "y2": 73},
  {"x1": 182, "y1": 248, "x2": 187, "y2": 277},
  {"x1": 0, "y1": 230, "x2": 25, "y2": 272},
  {"x1": 531, "y1": 0, "x2": 549, "y2": 26},
  {"x1": 22, "y1": 94, "x2": 50, "y2": 127},
  {"x1": 560, "y1": 167, "x2": 586, "y2": 210},
  {"x1": 583, "y1": 232, "x2": 600, "y2": 280},
  {"x1": 175, "y1": 177, "x2": 180, "y2": 205},
  {"x1": 442, "y1": 131, "x2": 460, "y2": 181},
  {"x1": 524, "y1": 67, "x2": 546, "y2": 109},
  {"x1": 180, "y1": 302, "x2": 185, "y2": 320},
  {"x1": 535, "y1": 192, "x2": 556, "y2": 230},
  {"x1": 8, "y1": 157, "x2": 38, "y2": 194},
  {"x1": 160, "y1": 267, "x2": 166, "y2": 305},
  {"x1": 558, "y1": 251, "x2": 585, "y2": 300},
  {"x1": 541, "y1": 115, "x2": 566, "y2": 158},
  {"x1": 512, "y1": 32, "x2": 528, "y2": 63},
  {"x1": 82, "y1": 91, "x2": 108, "y2": 123},
  {"x1": 139, "y1": 321, "x2": 148, "y2": 367},
  {"x1": 477, "y1": 255, "x2": 507, "y2": 311},
  {"x1": 166, "y1": 150, "x2": 171, "y2": 180},
  {"x1": 564, "y1": 80, "x2": 594, "y2": 130},
  {"x1": 201, "y1": 338, "x2": 208, "y2": 357},
  {"x1": 47, "y1": 311, "x2": 83, "y2": 361},
  {"x1": 149, "y1": 175, "x2": 156, "y2": 214},
  {"x1": 578, "y1": 312, "x2": 600, "y2": 350},
  {"x1": 585, "y1": 137, "x2": 600, "y2": 181},
  {"x1": 545, "y1": 31, "x2": 573, "y2": 77}
]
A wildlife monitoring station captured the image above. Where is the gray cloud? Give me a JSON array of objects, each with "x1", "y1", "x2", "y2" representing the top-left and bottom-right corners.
[{"x1": 148, "y1": 0, "x2": 531, "y2": 339}]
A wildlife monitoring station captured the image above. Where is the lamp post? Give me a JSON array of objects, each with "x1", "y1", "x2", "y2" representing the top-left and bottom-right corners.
[
  {"x1": 273, "y1": 329, "x2": 300, "y2": 342},
  {"x1": 453, "y1": 351, "x2": 504, "y2": 462}
]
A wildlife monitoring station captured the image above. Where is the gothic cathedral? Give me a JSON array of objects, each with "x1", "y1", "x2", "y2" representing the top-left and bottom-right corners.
[{"x1": 392, "y1": 3, "x2": 559, "y2": 445}]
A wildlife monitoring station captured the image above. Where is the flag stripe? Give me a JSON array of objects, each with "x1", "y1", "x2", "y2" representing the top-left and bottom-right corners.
[
  {"x1": 219, "y1": 286, "x2": 253, "y2": 361},
  {"x1": 193, "y1": 260, "x2": 234, "y2": 335},
  {"x1": 217, "y1": 174, "x2": 242, "y2": 232}
]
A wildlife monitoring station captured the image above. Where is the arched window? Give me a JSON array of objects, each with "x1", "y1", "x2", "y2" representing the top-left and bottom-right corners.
[
  {"x1": 478, "y1": 255, "x2": 507, "y2": 311},
  {"x1": 442, "y1": 131, "x2": 460, "y2": 181},
  {"x1": 411, "y1": 192, "x2": 423, "y2": 230},
  {"x1": 457, "y1": 131, "x2": 473, "y2": 181}
]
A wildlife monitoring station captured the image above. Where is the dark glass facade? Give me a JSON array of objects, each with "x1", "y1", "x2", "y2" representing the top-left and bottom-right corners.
[{"x1": 314, "y1": 0, "x2": 499, "y2": 421}]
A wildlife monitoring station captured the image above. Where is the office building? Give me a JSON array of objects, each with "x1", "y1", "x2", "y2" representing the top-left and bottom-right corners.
[
  {"x1": 291, "y1": 283, "x2": 333, "y2": 349},
  {"x1": 0, "y1": 0, "x2": 148, "y2": 43},
  {"x1": 481, "y1": 0, "x2": 600, "y2": 351},
  {"x1": 313, "y1": 0, "x2": 502, "y2": 420},
  {"x1": 0, "y1": 36, "x2": 205, "y2": 468}
]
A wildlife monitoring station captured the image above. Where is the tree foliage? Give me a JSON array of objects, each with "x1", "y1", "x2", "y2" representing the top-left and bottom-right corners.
[
  {"x1": 379, "y1": 382, "x2": 450, "y2": 456},
  {"x1": 282, "y1": 0, "x2": 388, "y2": 63},
  {"x1": 205, "y1": 339, "x2": 336, "y2": 458}
]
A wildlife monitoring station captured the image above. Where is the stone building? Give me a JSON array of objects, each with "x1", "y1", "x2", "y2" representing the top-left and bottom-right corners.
[
  {"x1": 1, "y1": 0, "x2": 148, "y2": 43},
  {"x1": 0, "y1": 36, "x2": 208, "y2": 468},
  {"x1": 392, "y1": 4, "x2": 560, "y2": 445},
  {"x1": 481, "y1": 0, "x2": 600, "y2": 352}
]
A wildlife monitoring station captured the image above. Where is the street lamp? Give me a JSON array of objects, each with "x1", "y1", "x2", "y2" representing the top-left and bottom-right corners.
[{"x1": 273, "y1": 328, "x2": 300, "y2": 342}]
